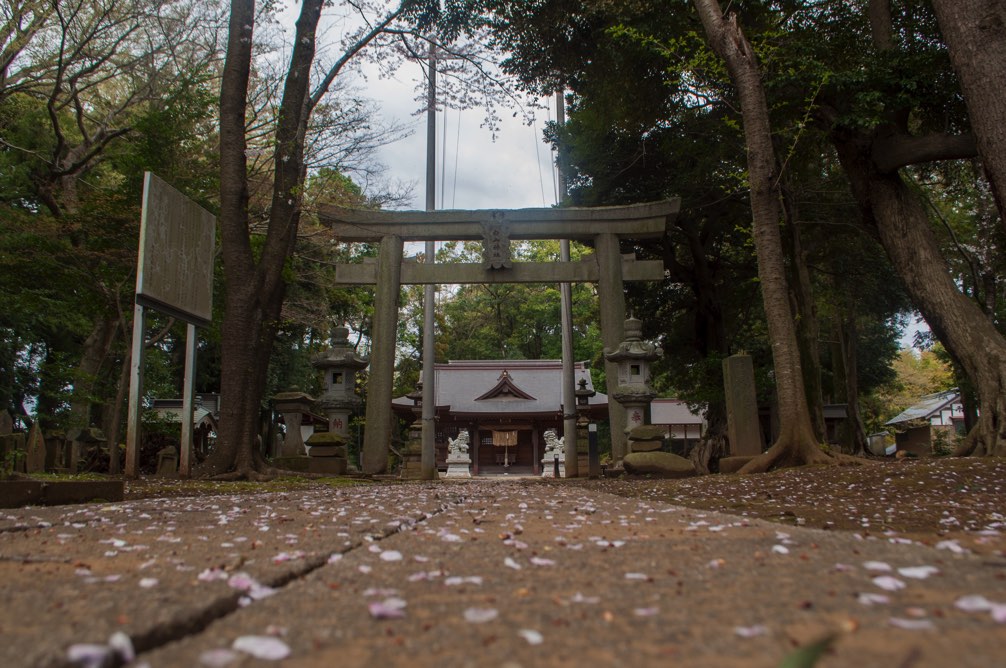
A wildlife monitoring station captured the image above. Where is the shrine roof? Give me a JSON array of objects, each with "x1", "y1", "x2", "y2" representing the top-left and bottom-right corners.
[{"x1": 392, "y1": 360, "x2": 607, "y2": 416}]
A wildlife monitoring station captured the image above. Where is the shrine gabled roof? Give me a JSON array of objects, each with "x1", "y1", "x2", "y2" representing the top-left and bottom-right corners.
[
  {"x1": 474, "y1": 369, "x2": 536, "y2": 401},
  {"x1": 885, "y1": 389, "x2": 960, "y2": 426},
  {"x1": 391, "y1": 360, "x2": 607, "y2": 416}
]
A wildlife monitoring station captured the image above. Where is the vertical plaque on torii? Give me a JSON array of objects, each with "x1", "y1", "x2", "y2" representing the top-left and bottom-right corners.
[{"x1": 481, "y1": 213, "x2": 512, "y2": 269}]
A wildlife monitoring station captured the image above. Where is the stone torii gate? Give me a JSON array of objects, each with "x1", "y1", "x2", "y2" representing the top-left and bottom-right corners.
[{"x1": 320, "y1": 199, "x2": 680, "y2": 474}]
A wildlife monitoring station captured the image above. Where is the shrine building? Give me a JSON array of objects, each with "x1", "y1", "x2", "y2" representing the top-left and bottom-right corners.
[{"x1": 392, "y1": 360, "x2": 607, "y2": 475}]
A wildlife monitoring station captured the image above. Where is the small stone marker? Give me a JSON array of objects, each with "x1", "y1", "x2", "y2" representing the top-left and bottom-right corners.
[
  {"x1": 304, "y1": 431, "x2": 348, "y2": 475},
  {"x1": 722, "y1": 354, "x2": 763, "y2": 457},
  {"x1": 155, "y1": 446, "x2": 179, "y2": 478},
  {"x1": 272, "y1": 391, "x2": 314, "y2": 458},
  {"x1": 24, "y1": 422, "x2": 45, "y2": 474}
]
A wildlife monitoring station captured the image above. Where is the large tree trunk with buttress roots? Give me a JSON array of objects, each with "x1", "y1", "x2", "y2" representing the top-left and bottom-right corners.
[
  {"x1": 693, "y1": 0, "x2": 832, "y2": 473},
  {"x1": 833, "y1": 130, "x2": 1006, "y2": 457}
]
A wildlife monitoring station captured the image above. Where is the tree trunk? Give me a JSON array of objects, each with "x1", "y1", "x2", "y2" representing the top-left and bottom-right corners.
[
  {"x1": 930, "y1": 0, "x2": 1006, "y2": 224},
  {"x1": 208, "y1": 0, "x2": 259, "y2": 477},
  {"x1": 836, "y1": 315, "x2": 868, "y2": 456},
  {"x1": 832, "y1": 129, "x2": 1006, "y2": 457},
  {"x1": 672, "y1": 218, "x2": 730, "y2": 474},
  {"x1": 691, "y1": 402, "x2": 726, "y2": 475},
  {"x1": 103, "y1": 344, "x2": 130, "y2": 475},
  {"x1": 784, "y1": 201, "x2": 826, "y2": 443},
  {"x1": 693, "y1": 0, "x2": 829, "y2": 473},
  {"x1": 208, "y1": 0, "x2": 325, "y2": 478},
  {"x1": 67, "y1": 313, "x2": 119, "y2": 435}
]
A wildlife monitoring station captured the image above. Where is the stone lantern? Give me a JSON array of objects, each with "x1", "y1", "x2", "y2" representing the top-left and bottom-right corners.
[
  {"x1": 604, "y1": 315, "x2": 662, "y2": 441},
  {"x1": 398, "y1": 380, "x2": 425, "y2": 480},
  {"x1": 575, "y1": 377, "x2": 596, "y2": 426},
  {"x1": 311, "y1": 326, "x2": 369, "y2": 438}
]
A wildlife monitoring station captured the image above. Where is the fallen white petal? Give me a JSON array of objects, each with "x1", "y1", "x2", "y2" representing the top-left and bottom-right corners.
[
  {"x1": 935, "y1": 540, "x2": 966, "y2": 554},
  {"x1": 232, "y1": 635, "x2": 291, "y2": 660},
  {"x1": 872, "y1": 575, "x2": 906, "y2": 591},
  {"x1": 863, "y1": 561, "x2": 892, "y2": 572},
  {"x1": 66, "y1": 644, "x2": 112, "y2": 668},
  {"x1": 199, "y1": 648, "x2": 239, "y2": 667},
  {"x1": 734, "y1": 625, "x2": 769, "y2": 638},
  {"x1": 139, "y1": 578, "x2": 158, "y2": 589},
  {"x1": 368, "y1": 597, "x2": 406, "y2": 619},
  {"x1": 570, "y1": 592, "x2": 600, "y2": 604},
  {"x1": 624, "y1": 572, "x2": 648, "y2": 581},
  {"x1": 898, "y1": 566, "x2": 940, "y2": 580},
  {"x1": 463, "y1": 607, "x2": 499, "y2": 623},
  {"x1": 771, "y1": 545, "x2": 789, "y2": 555},
  {"x1": 504, "y1": 557, "x2": 522, "y2": 570},
  {"x1": 888, "y1": 618, "x2": 935, "y2": 631},
  {"x1": 955, "y1": 595, "x2": 993, "y2": 612},
  {"x1": 857, "y1": 592, "x2": 890, "y2": 606},
  {"x1": 380, "y1": 550, "x2": 403, "y2": 562},
  {"x1": 227, "y1": 573, "x2": 255, "y2": 591},
  {"x1": 518, "y1": 629, "x2": 544, "y2": 645},
  {"x1": 530, "y1": 557, "x2": 555, "y2": 566},
  {"x1": 108, "y1": 631, "x2": 134, "y2": 662},
  {"x1": 633, "y1": 607, "x2": 660, "y2": 617}
]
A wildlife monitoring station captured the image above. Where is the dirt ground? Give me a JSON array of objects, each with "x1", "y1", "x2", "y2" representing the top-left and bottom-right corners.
[
  {"x1": 125, "y1": 457, "x2": 1006, "y2": 556},
  {"x1": 4, "y1": 458, "x2": 1004, "y2": 667}
]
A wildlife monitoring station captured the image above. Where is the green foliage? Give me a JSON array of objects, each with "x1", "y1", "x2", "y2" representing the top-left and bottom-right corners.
[{"x1": 432, "y1": 241, "x2": 601, "y2": 364}]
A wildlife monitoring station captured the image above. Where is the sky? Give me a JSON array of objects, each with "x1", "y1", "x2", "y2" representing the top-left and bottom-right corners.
[
  {"x1": 275, "y1": 2, "x2": 561, "y2": 212},
  {"x1": 347, "y1": 66, "x2": 561, "y2": 212}
]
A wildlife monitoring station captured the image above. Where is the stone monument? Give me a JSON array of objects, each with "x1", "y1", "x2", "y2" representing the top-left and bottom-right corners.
[
  {"x1": 541, "y1": 429, "x2": 565, "y2": 478},
  {"x1": 304, "y1": 431, "x2": 348, "y2": 475},
  {"x1": 722, "y1": 354, "x2": 762, "y2": 456},
  {"x1": 65, "y1": 427, "x2": 106, "y2": 473},
  {"x1": 155, "y1": 445, "x2": 178, "y2": 478},
  {"x1": 444, "y1": 430, "x2": 472, "y2": 479},
  {"x1": 24, "y1": 422, "x2": 45, "y2": 474},
  {"x1": 272, "y1": 391, "x2": 315, "y2": 458}
]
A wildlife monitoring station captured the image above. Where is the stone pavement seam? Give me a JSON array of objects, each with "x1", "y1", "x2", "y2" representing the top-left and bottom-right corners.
[{"x1": 115, "y1": 492, "x2": 461, "y2": 667}]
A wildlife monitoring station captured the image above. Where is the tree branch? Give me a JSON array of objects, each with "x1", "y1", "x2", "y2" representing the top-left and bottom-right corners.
[{"x1": 872, "y1": 132, "x2": 978, "y2": 172}]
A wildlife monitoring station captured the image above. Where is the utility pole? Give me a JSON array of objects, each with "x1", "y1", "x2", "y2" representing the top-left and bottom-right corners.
[
  {"x1": 421, "y1": 43, "x2": 438, "y2": 480},
  {"x1": 557, "y1": 91, "x2": 579, "y2": 478}
]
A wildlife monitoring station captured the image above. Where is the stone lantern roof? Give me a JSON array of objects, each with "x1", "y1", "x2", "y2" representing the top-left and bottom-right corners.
[
  {"x1": 311, "y1": 326, "x2": 369, "y2": 371},
  {"x1": 603, "y1": 315, "x2": 661, "y2": 363}
]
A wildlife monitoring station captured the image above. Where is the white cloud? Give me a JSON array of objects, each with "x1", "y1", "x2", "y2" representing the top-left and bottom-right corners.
[{"x1": 356, "y1": 62, "x2": 559, "y2": 211}]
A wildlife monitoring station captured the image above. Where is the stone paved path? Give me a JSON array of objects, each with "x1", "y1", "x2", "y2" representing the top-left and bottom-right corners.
[{"x1": 1, "y1": 479, "x2": 1004, "y2": 667}]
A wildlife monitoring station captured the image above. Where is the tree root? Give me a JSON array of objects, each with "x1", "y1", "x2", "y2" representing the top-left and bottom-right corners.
[{"x1": 739, "y1": 427, "x2": 839, "y2": 474}]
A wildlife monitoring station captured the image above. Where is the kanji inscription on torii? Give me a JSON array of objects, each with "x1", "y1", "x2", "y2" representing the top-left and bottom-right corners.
[{"x1": 481, "y1": 214, "x2": 512, "y2": 269}]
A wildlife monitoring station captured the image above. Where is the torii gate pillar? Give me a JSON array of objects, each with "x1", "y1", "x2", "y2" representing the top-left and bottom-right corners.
[
  {"x1": 596, "y1": 233, "x2": 628, "y2": 465},
  {"x1": 361, "y1": 234, "x2": 404, "y2": 474}
]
